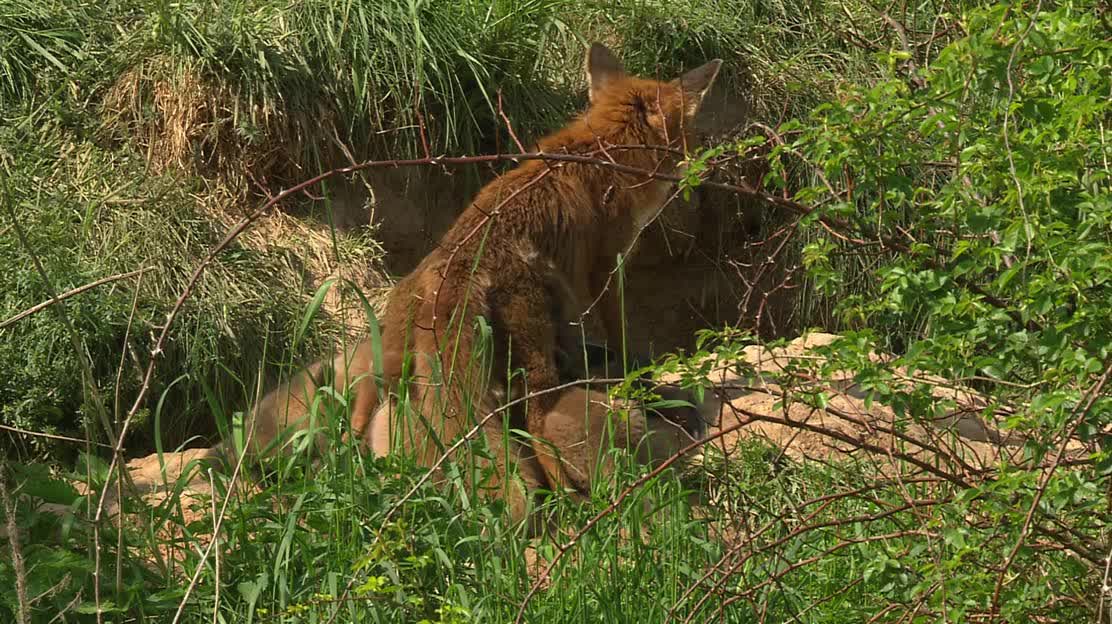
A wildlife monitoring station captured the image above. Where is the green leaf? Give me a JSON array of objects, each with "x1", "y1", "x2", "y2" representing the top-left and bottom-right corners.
[{"x1": 292, "y1": 278, "x2": 336, "y2": 349}]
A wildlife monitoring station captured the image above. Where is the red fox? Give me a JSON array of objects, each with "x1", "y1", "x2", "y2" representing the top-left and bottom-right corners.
[
  {"x1": 348, "y1": 42, "x2": 721, "y2": 509},
  {"x1": 221, "y1": 43, "x2": 722, "y2": 530}
]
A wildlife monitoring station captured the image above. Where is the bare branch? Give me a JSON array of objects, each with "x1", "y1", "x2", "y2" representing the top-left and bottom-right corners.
[
  {"x1": 0, "y1": 461, "x2": 29, "y2": 624},
  {"x1": 0, "y1": 269, "x2": 151, "y2": 331}
]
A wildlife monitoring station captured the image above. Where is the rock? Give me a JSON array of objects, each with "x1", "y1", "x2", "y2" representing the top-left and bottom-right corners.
[{"x1": 661, "y1": 331, "x2": 1081, "y2": 471}]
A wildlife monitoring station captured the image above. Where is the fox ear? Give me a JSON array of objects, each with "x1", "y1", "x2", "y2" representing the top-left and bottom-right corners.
[
  {"x1": 586, "y1": 43, "x2": 626, "y2": 102},
  {"x1": 674, "y1": 59, "x2": 723, "y2": 117}
]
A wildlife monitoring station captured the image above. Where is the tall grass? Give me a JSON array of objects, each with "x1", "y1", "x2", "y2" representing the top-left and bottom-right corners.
[
  {"x1": 27, "y1": 0, "x2": 903, "y2": 190},
  {"x1": 0, "y1": 0, "x2": 89, "y2": 105},
  {"x1": 100, "y1": 0, "x2": 588, "y2": 190},
  {"x1": 3, "y1": 387, "x2": 1092, "y2": 621}
]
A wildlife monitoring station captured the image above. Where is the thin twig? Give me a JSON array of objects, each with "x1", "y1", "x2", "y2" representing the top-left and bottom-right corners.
[
  {"x1": 991, "y1": 359, "x2": 1112, "y2": 614},
  {"x1": 0, "y1": 269, "x2": 150, "y2": 330},
  {"x1": 113, "y1": 270, "x2": 144, "y2": 596},
  {"x1": 1100, "y1": 539, "x2": 1112, "y2": 623},
  {"x1": 0, "y1": 424, "x2": 112, "y2": 449},
  {"x1": 1001, "y1": 0, "x2": 1043, "y2": 266},
  {"x1": 209, "y1": 468, "x2": 220, "y2": 624},
  {"x1": 1, "y1": 460, "x2": 30, "y2": 624}
]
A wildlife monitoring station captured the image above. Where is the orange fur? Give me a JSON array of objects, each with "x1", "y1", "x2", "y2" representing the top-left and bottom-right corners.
[{"x1": 348, "y1": 43, "x2": 721, "y2": 511}]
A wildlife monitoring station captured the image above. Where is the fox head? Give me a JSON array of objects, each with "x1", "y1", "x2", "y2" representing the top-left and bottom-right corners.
[{"x1": 582, "y1": 43, "x2": 722, "y2": 153}]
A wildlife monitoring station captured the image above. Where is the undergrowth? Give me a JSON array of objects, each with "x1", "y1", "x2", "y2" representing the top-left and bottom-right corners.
[{"x1": 3, "y1": 395, "x2": 1015, "y2": 623}]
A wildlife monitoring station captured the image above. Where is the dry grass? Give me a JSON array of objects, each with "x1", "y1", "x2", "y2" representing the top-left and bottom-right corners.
[{"x1": 101, "y1": 57, "x2": 344, "y2": 199}]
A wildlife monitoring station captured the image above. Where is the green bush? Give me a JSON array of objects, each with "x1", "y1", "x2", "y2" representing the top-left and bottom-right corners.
[{"x1": 695, "y1": 0, "x2": 1109, "y2": 618}]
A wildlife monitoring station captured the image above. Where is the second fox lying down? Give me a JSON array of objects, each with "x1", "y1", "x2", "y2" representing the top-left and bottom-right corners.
[{"x1": 231, "y1": 43, "x2": 723, "y2": 528}]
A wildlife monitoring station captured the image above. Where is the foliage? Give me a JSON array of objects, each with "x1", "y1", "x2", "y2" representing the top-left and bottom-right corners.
[
  {"x1": 3, "y1": 0, "x2": 1108, "y2": 622},
  {"x1": 722, "y1": 0, "x2": 1109, "y2": 618},
  {"x1": 769, "y1": 0, "x2": 1110, "y2": 447},
  {"x1": 1, "y1": 397, "x2": 929, "y2": 623}
]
